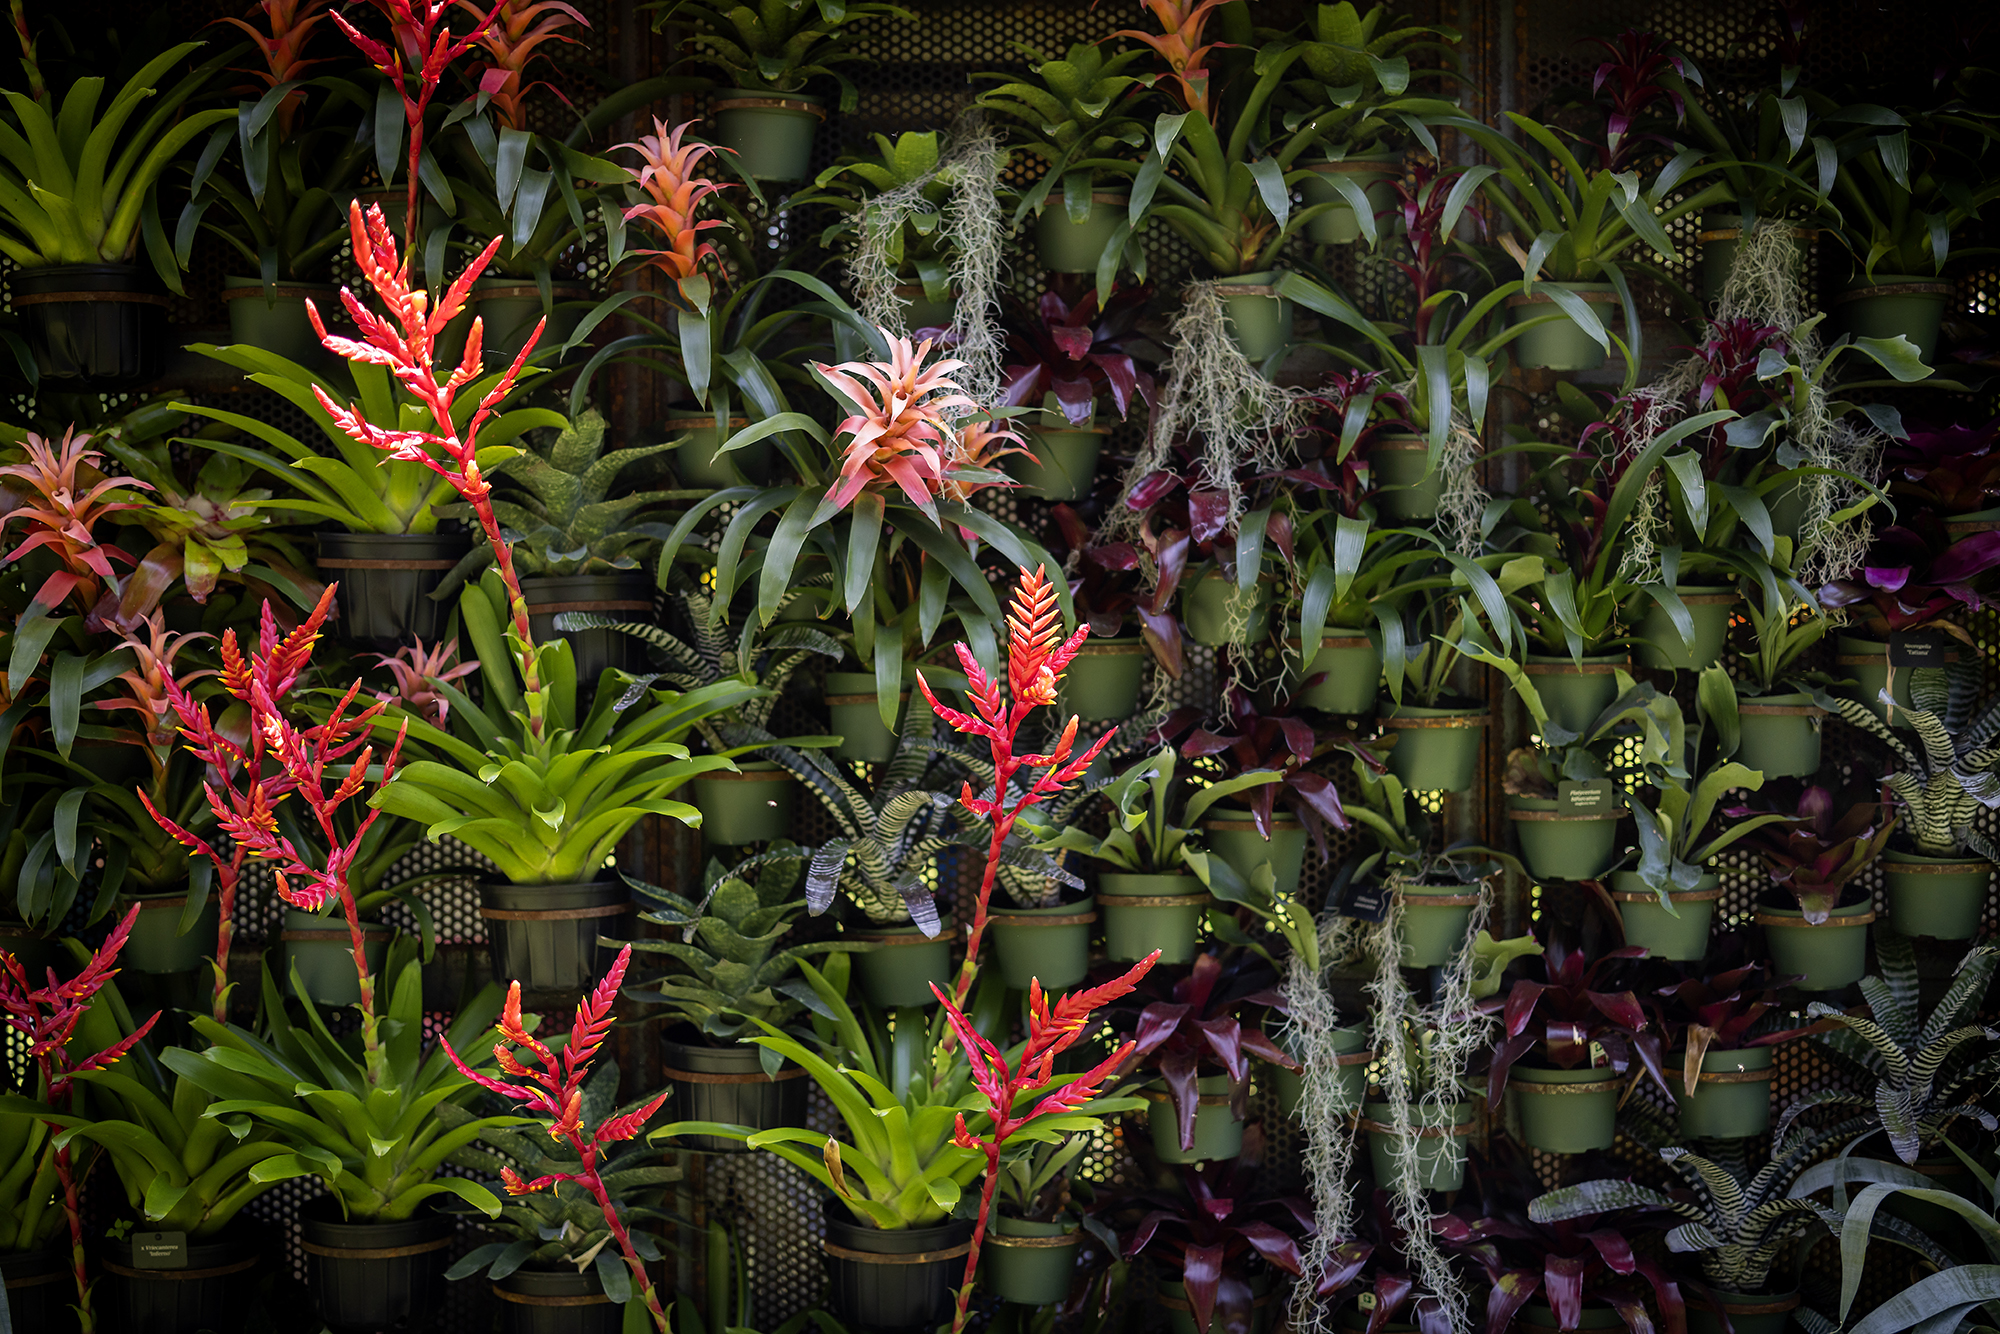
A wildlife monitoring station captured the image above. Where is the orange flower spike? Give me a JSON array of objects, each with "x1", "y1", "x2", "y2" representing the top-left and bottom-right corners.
[{"x1": 618, "y1": 117, "x2": 732, "y2": 283}]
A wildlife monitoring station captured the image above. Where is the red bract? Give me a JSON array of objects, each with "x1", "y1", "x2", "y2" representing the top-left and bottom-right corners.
[
  {"x1": 443, "y1": 946, "x2": 672, "y2": 1334},
  {"x1": 370, "y1": 635, "x2": 478, "y2": 728},
  {"x1": 1585, "y1": 29, "x2": 1693, "y2": 173},
  {"x1": 814, "y1": 333, "x2": 981, "y2": 519},
  {"x1": 1480, "y1": 935, "x2": 1668, "y2": 1106},
  {"x1": 454, "y1": 0, "x2": 586, "y2": 131},
  {"x1": 0, "y1": 428, "x2": 148, "y2": 624},
  {"x1": 1388, "y1": 158, "x2": 1485, "y2": 346},
  {"x1": 1114, "y1": 0, "x2": 1233, "y2": 116},
  {"x1": 219, "y1": 0, "x2": 334, "y2": 138}
]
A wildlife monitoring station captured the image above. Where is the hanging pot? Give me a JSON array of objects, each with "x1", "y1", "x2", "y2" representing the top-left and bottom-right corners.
[
  {"x1": 1834, "y1": 634, "x2": 1958, "y2": 729},
  {"x1": 820, "y1": 1208, "x2": 969, "y2": 1334},
  {"x1": 711, "y1": 89, "x2": 826, "y2": 182},
  {"x1": 1290, "y1": 635, "x2": 1381, "y2": 715},
  {"x1": 849, "y1": 919, "x2": 954, "y2": 1008},
  {"x1": 1830, "y1": 273, "x2": 1952, "y2": 365},
  {"x1": 1058, "y1": 638, "x2": 1149, "y2": 721},
  {"x1": 1160, "y1": 1278, "x2": 1278, "y2": 1334},
  {"x1": 282, "y1": 909, "x2": 391, "y2": 1007},
  {"x1": 1099, "y1": 873, "x2": 1208, "y2": 964},
  {"x1": 1696, "y1": 211, "x2": 1813, "y2": 302},
  {"x1": 1634, "y1": 586, "x2": 1737, "y2": 670},
  {"x1": 222, "y1": 274, "x2": 339, "y2": 366},
  {"x1": 301, "y1": 1198, "x2": 453, "y2": 1334},
  {"x1": 1507, "y1": 282, "x2": 1619, "y2": 372},
  {"x1": 1688, "y1": 1289, "x2": 1799, "y2": 1334},
  {"x1": 1213, "y1": 270, "x2": 1293, "y2": 362},
  {"x1": 824, "y1": 671, "x2": 910, "y2": 764},
  {"x1": 1202, "y1": 806, "x2": 1308, "y2": 899},
  {"x1": 479, "y1": 880, "x2": 625, "y2": 992},
  {"x1": 989, "y1": 898, "x2": 1096, "y2": 991},
  {"x1": 1396, "y1": 882, "x2": 1484, "y2": 967},
  {"x1": 1508, "y1": 1064, "x2": 1622, "y2": 1153},
  {"x1": 1736, "y1": 692, "x2": 1826, "y2": 778},
  {"x1": 1379, "y1": 702, "x2": 1486, "y2": 793},
  {"x1": 1035, "y1": 193, "x2": 1129, "y2": 272},
  {"x1": 494, "y1": 1264, "x2": 621, "y2": 1334},
  {"x1": 1301, "y1": 155, "x2": 1400, "y2": 245},
  {"x1": 1674, "y1": 1045, "x2": 1773, "y2": 1140},
  {"x1": 1523, "y1": 654, "x2": 1627, "y2": 737},
  {"x1": 984, "y1": 1216, "x2": 1080, "y2": 1306},
  {"x1": 1370, "y1": 435, "x2": 1441, "y2": 521},
  {"x1": 690, "y1": 761, "x2": 797, "y2": 846},
  {"x1": 523, "y1": 573, "x2": 654, "y2": 684},
  {"x1": 1276, "y1": 1022, "x2": 1370, "y2": 1117},
  {"x1": 1181, "y1": 571, "x2": 1274, "y2": 647},
  {"x1": 1759, "y1": 899, "x2": 1874, "y2": 991},
  {"x1": 892, "y1": 284, "x2": 956, "y2": 333},
  {"x1": 1362, "y1": 1099, "x2": 1474, "y2": 1192},
  {"x1": 1883, "y1": 850, "x2": 1991, "y2": 941},
  {"x1": 664, "y1": 415, "x2": 764, "y2": 488},
  {"x1": 1147, "y1": 1074, "x2": 1244, "y2": 1164},
  {"x1": 102, "y1": 1229, "x2": 258, "y2": 1334},
  {"x1": 1507, "y1": 797, "x2": 1623, "y2": 882},
  {"x1": 1609, "y1": 872, "x2": 1721, "y2": 962},
  {"x1": 470, "y1": 279, "x2": 590, "y2": 363},
  {"x1": 1008, "y1": 423, "x2": 1108, "y2": 500},
  {"x1": 15, "y1": 264, "x2": 169, "y2": 387},
  {"x1": 659, "y1": 1027, "x2": 808, "y2": 1153},
  {"x1": 123, "y1": 891, "x2": 218, "y2": 975},
  {"x1": 317, "y1": 531, "x2": 470, "y2": 649},
  {"x1": 2, "y1": 1247, "x2": 77, "y2": 1332}
]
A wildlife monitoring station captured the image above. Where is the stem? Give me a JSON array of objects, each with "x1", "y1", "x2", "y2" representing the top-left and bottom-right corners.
[
  {"x1": 949, "y1": 812, "x2": 1011, "y2": 1009},
  {"x1": 948, "y1": 1145, "x2": 1002, "y2": 1334},
  {"x1": 55, "y1": 1142, "x2": 90, "y2": 1332},
  {"x1": 338, "y1": 878, "x2": 383, "y2": 1086},
  {"x1": 210, "y1": 857, "x2": 242, "y2": 1025},
  {"x1": 463, "y1": 486, "x2": 545, "y2": 738},
  {"x1": 573, "y1": 1141, "x2": 670, "y2": 1332}
]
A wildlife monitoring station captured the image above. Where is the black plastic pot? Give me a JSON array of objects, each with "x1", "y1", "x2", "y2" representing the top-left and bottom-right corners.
[
  {"x1": 494, "y1": 1264, "x2": 621, "y2": 1334},
  {"x1": 480, "y1": 880, "x2": 626, "y2": 991},
  {"x1": 821, "y1": 1208, "x2": 970, "y2": 1334},
  {"x1": 317, "y1": 531, "x2": 470, "y2": 649},
  {"x1": 300, "y1": 1198, "x2": 453, "y2": 1334},
  {"x1": 660, "y1": 1027, "x2": 808, "y2": 1152},
  {"x1": 522, "y1": 573, "x2": 655, "y2": 684},
  {"x1": 2, "y1": 1246, "x2": 79, "y2": 1333},
  {"x1": 102, "y1": 1229, "x2": 258, "y2": 1333},
  {"x1": 15, "y1": 263, "x2": 167, "y2": 387}
]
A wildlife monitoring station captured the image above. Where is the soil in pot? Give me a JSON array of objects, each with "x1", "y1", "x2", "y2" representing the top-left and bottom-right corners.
[
  {"x1": 824, "y1": 671, "x2": 910, "y2": 765},
  {"x1": 1008, "y1": 424, "x2": 1107, "y2": 500},
  {"x1": 1363, "y1": 1099, "x2": 1473, "y2": 1192},
  {"x1": 124, "y1": 892, "x2": 220, "y2": 975},
  {"x1": 690, "y1": 761, "x2": 797, "y2": 846},
  {"x1": 222, "y1": 274, "x2": 338, "y2": 366},
  {"x1": 1736, "y1": 692, "x2": 1825, "y2": 778},
  {"x1": 494, "y1": 1264, "x2": 621, "y2": 1334},
  {"x1": 1883, "y1": 850, "x2": 1991, "y2": 940},
  {"x1": 1202, "y1": 806, "x2": 1308, "y2": 899},
  {"x1": 1507, "y1": 282, "x2": 1618, "y2": 371},
  {"x1": 1610, "y1": 872, "x2": 1720, "y2": 961},
  {"x1": 16, "y1": 263, "x2": 168, "y2": 387},
  {"x1": 1380, "y1": 700, "x2": 1486, "y2": 793},
  {"x1": 1396, "y1": 883, "x2": 1482, "y2": 967},
  {"x1": 1831, "y1": 273, "x2": 1952, "y2": 365},
  {"x1": 1148, "y1": 1074, "x2": 1244, "y2": 1164},
  {"x1": 1524, "y1": 654, "x2": 1626, "y2": 738},
  {"x1": 522, "y1": 573, "x2": 654, "y2": 684},
  {"x1": 1759, "y1": 898, "x2": 1875, "y2": 991},
  {"x1": 820, "y1": 1207, "x2": 969, "y2": 1334},
  {"x1": 479, "y1": 880, "x2": 626, "y2": 992},
  {"x1": 1292, "y1": 635, "x2": 1381, "y2": 715},
  {"x1": 1059, "y1": 638, "x2": 1148, "y2": 721},
  {"x1": 1674, "y1": 1045, "x2": 1773, "y2": 1140},
  {"x1": 989, "y1": 897, "x2": 1096, "y2": 992},
  {"x1": 659, "y1": 1026, "x2": 808, "y2": 1153},
  {"x1": 1215, "y1": 270, "x2": 1293, "y2": 361},
  {"x1": 1301, "y1": 155, "x2": 1400, "y2": 245},
  {"x1": 1634, "y1": 587, "x2": 1738, "y2": 670},
  {"x1": 985, "y1": 1216, "x2": 1080, "y2": 1306},
  {"x1": 712, "y1": 89, "x2": 825, "y2": 182},
  {"x1": 282, "y1": 909, "x2": 391, "y2": 1007},
  {"x1": 850, "y1": 919, "x2": 954, "y2": 1008},
  {"x1": 2, "y1": 1246, "x2": 80, "y2": 1333},
  {"x1": 664, "y1": 415, "x2": 763, "y2": 488},
  {"x1": 1099, "y1": 873, "x2": 1208, "y2": 964},
  {"x1": 1508, "y1": 797, "x2": 1623, "y2": 882},
  {"x1": 1508, "y1": 1064, "x2": 1621, "y2": 1153},
  {"x1": 1687, "y1": 1289, "x2": 1799, "y2": 1334},
  {"x1": 103, "y1": 1228, "x2": 259, "y2": 1334},
  {"x1": 1182, "y1": 572, "x2": 1274, "y2": 647},
  {"x1": 301, "y1": 1197, "x2": 453, "y2": 1334},
  {"x1": 1370, "y1": 436, "x2": 1442, "y2": 521},
  {"x1": 1036, "y1": 193, "x2": 1129, "y2": 273},
  {"x1": 317, "y1": 531, "x2": 470, "y2": 649}
]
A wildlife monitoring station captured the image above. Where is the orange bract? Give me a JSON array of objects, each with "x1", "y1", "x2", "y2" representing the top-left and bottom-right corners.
[
  {"x1": 1113, "y1": 0, "x2": 1233, "y2": 114},
  {"x1": 618, "y1": 117, "x2": 731, "y2": 283},
  {"x1": 939, "y1": 417, "x2": 1031, "y2": 515},
  {"x1": 455, "y1": 0, "x2": 588, "y2": 131},
  {"x1": 814, "y1": 333, "x2": 981, "y2": 516}
]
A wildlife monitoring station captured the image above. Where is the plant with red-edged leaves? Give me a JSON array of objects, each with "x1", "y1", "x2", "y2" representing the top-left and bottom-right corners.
[
  {"x1": 1643, "y1": 947, "x2": 1826, "y2": 1099},
  {"x1": 932, "y1": 953, "x2": 1159, "y2": 1334},
  {"x1": 444, "y1": 944, "x2": 672, "y2": 1332},
  {"x1": 1723, "y1": 782, "x2": 1896, "y2": 923},
  {"x1": 1480, "y1": 933, "x2": 1671, "y2": 1110},
  {"x1": 0, "y1": 427, "x2": 148, "y2": 626},
  {"x1": 1151, "y1": 681, "x2": 1361, "y2": 851},
  {"x1": 1884, "y1": 416, "x2": 2000, "y2": 515},
  {"x1": 0, "y1": 904, "x2": 157, "y2": 1333},
  {"x1": 1316, "y1": 1187, "x2": 1455, "y2": 1334},
  {"x1": 1049, "y1": 502, "x2": 1185, "y2": 679},
  {"x1": 999, "y1": 283, "x2": 1157, "y2": 427},
  {"x1": 1582, "y1": 30, "x2": 1696, "y2": 173}
]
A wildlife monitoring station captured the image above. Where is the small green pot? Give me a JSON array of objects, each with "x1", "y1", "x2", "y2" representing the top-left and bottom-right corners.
[
  {"x1": 1688, "y1": 1289, "x2": 1799, "y2": 1334},
  {"x1": 1099, "y1": 872, "x2": 1206, "y2": 964},
  {"x1": 1059, "y1": 638, "x2": 1148, "y2": 721},
  {"x1": 824, "y1": 671, "x2": 910, "y2": 764},
  {"x1": 104, "y1": 1230, "x2": 260, "y2": 1334},
  {"x1": 1508, "y1": 797, "x2": 1623, "y2": 882},
  {"x1": 1610, "y1": 872, "x2": 1720, "y2": 961},
  {"x1": 223, "y1": 274, "x2": 338, "y2": 366},
  {"x1": 1035, "y1": 193, "x2": 1129, "y2": 273},
  {"x1": 990, "y1": 898, "x2": 1095, "y2": 992},
  {"x1": 282, "y1": 909, "x2": 390, "y2": 1007},
  {"x1": 893, "y1": 284, "x2": 956, "y2": 332},
  {"x1": 1397, "y1": 883, "x2": 1482, "y2": 967},
  {"x1": 1370, "y1": 436, "x2": 1441, "y2": 521},
  {"x1": 1634, "y1": 586, "x2": 1738, "y2": 670},
  {"x1": 1300, "y1": 156, "x2": 1399, "y2": 244},
  {"x1": 985, "y1": 1216, "x2": 1080, "y2": 1306},
  {"x1": 1364, "y1": 1099, "x2": 1472, "y2": 1192},
  {"x1": 1508, "y1": 1064, "x2": 1621, "y2": 1153},
  {"x1": 659, "y1": 1029, "x2": 808, "y2": 1154},
  {"x1": 1215, "y1": 270, "x2": 1293, "y2": 362},
  {"x1": 1737, "y1": 692, "x2": 1826, "y2": 778},
  {"x1": 1674, "y1": 1045, "x2": 1773, "y2": 1140},
  {"x1": 1761, "y1": 899, "x2": 1874, "y2": 990},
  {"x1": 1277, "y1": 1022, "x2": 1369, "y2": 1117},
  {"x1": 1380, "y1": 702, "x2": 1486, "y2": 793},
  {"x1": 124, "y1": 891, "x2": 218, "y2": 975},
  {"x1": 711, "y1": 88, "x2": 825, "y2": 182},
  {"x1": 1291, "y1": 635, "x2": 1381, "y2": 714},
  {"x1": 690, "y1": 761, "x2": 797, "y2": 846},
  {"x1": 1202, "y1": 806, "x2": 1307, "y2": 900},
  {"x1": 522, "y1": 572, "x2": 653, "y2": 684},
  {"x1": 494, "y1": 1265, "x2": 619, "y2": 1334},
  {"x1": 1834, "y1": 634, "x2": 1949, "y2": 730},
  {"x1": 1182, "y1": 572, "x2": 1273, "y2": 647},
  {"x1": 1509, "y1": 282, "x2": 1619, "y2": 371},
  {"x1": 481, "y1": 881, "x2": 624, "y2": 992},
  {"x1": 472, "y1": 278, "x2": 588, "y2": 363},
  {"x1": 1832, "y1": 272, "x2": 1951, "y2": 365},
  {"x1": 1696, "y1": 211, "x2": 1812, "y2": 302},
  {"x1": 1148, "y1": 1074, "x2": 1243, "y2": 1164},
  {"x1": 851, "y1": 919, "x2": 954, "y2": 1008},
  {"x1": 1883, "y1": 850, "x2": 1992, "y2": 941},
  {"x1": 319, "y1": 531, "x2": 469, "y2": 650},
  {"x1": 1524, "y1": 654, "x2": 1627, "y2": 737},
  {"x1": 665, "y1": 415, "x2": 764, "y2": 488},
  {"x1": 1008, "y1": 425, "x2": 1107, "y2": 500}
]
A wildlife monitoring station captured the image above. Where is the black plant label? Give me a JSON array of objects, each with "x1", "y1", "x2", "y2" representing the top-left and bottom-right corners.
[
  {"x1": 134, "y1": 1231, "x2": 187, "y2": 1270},
  {"x1": 1339, "y1": 878, "x2": 1390, "y2": 923},
  {"x1": 1889, "y1": 631, "x2": 1946, "y2": 667}
]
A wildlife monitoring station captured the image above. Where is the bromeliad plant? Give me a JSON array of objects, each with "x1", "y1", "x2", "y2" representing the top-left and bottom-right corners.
[
  {"x1": 1726, "y1": 782, "x2": 1897, "y2": 923},
  {"x1": 1481, "y1": 933, "x2": 1672, "y2": 1109},
  {"x1": 658, "y1": 0, "x2": 912, "y2": 112},
  {"x1": 974, "y1": 41, "x2": 1148, "y2": 238}
]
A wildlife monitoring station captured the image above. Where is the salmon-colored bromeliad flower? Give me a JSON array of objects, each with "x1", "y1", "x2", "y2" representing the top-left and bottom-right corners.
[
  {"x1": 619, "y1": 116, "x2": 731, "y2": 286},
  {"x1": 815, "y1": 333, "x2": 983, "y2": 519}
]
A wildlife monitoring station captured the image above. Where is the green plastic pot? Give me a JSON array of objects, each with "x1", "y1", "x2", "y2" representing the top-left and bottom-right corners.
[
  {"x1": 472, "y1": 279, "x2": 588, "y2": 363},
  {"x1": 711, "y1": 88, "x2": 824, "y2": 182},
  {"x1": 1035, "y1": 193, "x2": 1129, "y2": 272},
  {"x1": 820, "y1": 1208, "x2": 968, "y2": 1334},
  {"x1": 665, "y1": 415, "x2": 764, "y2": 488},
  {"x1": 1291, "y1": 635, "x2": 1380, "y2": 714},
  {"x1": 124, "y1": 892, "x2": 219, "y2": 975},
  {"x1": 1761, "y1": 899, "x2": 1874, "y2": 990},
  {"x1": 1148, "y1": 1074, "x2": 1243, "y2": 1164},
  {"x1": 1508, "y1": 282, "x2": 1619, "y2": 371},
  {"x1": 1182, "y1": 572, "x2": 1273, "y2": 647},
  {"x1": 1832, "y1": 272, "x2": 1950, "y2": 365},
  {"x1": 481, "y1": 881, "x2": 625, "y2": 992},
  {"x1": 1397, "y1": 882, "x2": 1483, "y2": 966},
  {"x1": 1059, "y1": 638, "x2": 1148, "y2": 721},
  {"x1": 985, "y1": 1216, "x2": 1080, "y2": 1306},
  {"x1": 318, "y1": 531, "x2": 470, "y2": 650},
  {"x1": 1674, "y1": 1045, "x2": 1773, "y2": 1140},
  {"x1": 1300, "y1": 156, "x2": 1399, "y2": 244},
  {"x1": 851, "y1": 919, "x2": 954, "y2": 1008},
  {"x1": 282, "y1": 909, "x2": 390, "y2": 1007},
  {"x1": 989, "y1": 898, "x2": 1095, "y2": 991},
  {"x1": 1099, "y1": 872, "x2": 1206, "y2": 964},
  {"x1": 1508, "y1": 797, "x2": 1623, "y2": 882},
  {"x1": 659, "y1": 1028, "x2": 807, "y2": 1154},
  {"x1": 1364, "y1": 1099, "x2": 1472, "y2": 1192},
  {"x1": 1276, "y1": 1022, "x2": 1369, "y2": 1117},
  {"x1": 1834, "y1": 634, "x2": 1950, "y2": 729},
  {"x1": 1215, "y1": 270, "x2": 1292, "y2": 361},
  {"x1": 17, "y1": 263, "x2": 166, "y2": 388},
  {"x1": 223, "y1": 274, "x2": 337, "y2": 365},
  {"x1": 1008, "y1": 424, "x2": 1107, "y2": 500},
  {"x1": 1634, "y1": 586, "x2": 1737, "y2": 670},
  {"x1": 894, "y1": 284, "x2": 956, "y2": 332},
  {"x1": 1161, "y1": 1278, "x2": 1276, "y2": 1334},
  {"x1": 1736, "y1": 692, "x2": 1825, "y2": 778},
  {"x1": 522, "y1": 572, "x2": 653, "y2": 684},
  {"x1": 1370, "y1": 436, "x2": 1441, "y2": 520},
  {"x1": 104, "y1": 1228, "x2": 258, "y2": 1334},
  {"x1": 303, "y1": 1198, "x2": 452, "y2": 1333},
  {"x1": 1380, "y1": 702, "x2": 1486, "y2": 792},
  {"x1": 1883, "y1": 850, "x2": 1991, "y2": 940},
  {"x1": 824, "y1": 672, "x2": 910, "y2": 764},
  {"x1": 1509, "y1": 1064, "x2": 1621, "y2": 1153},
  {"x1": 1523, "y1": 654, "x2": 1626, "y2": 737},
  {"x1": 690, "y1": 761, "x2": 797, "y2": 846},
  {"x1": 1202, "y1": 807, "x2": 1307, "y2": 899},
  {"x1": 1696, "y1": 211, "x2": 1812, "y2": 302},
  {"x1": 1610, "y1": 872, "x2": 1720, "y2": 962},
  {"x1": 1688, "y1": 1289, "x2": 1799, "y2": 1334},
  {"x1": 494, "y1": 1265, "x2": 620, "y2": 1334}
]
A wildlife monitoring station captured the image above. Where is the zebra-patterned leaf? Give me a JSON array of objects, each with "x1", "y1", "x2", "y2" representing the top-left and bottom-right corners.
[{"x1": 806, "y1": 840, "x2": 852, "y2": 915}]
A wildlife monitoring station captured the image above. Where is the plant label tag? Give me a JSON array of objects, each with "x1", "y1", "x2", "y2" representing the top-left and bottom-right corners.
[
  {"x1": 134, "y1": 1231, "x2": 187, "y2": 1270},
  {"x1": 1889, "y1": 631, "x2": 1946, "y2": 667},
  {"x1": 1339, "y1": 879, "x2": 1390, "y2": 923},
  {"x1": 1557, "y1": 780, "x2": 1616, "y2": 814},
  {"x1": 1588, "y1": 1042, "x2": 1608, "y2": 1069},
  {"x1": 1358, "y1": 1294, "x2": 1379, "y2": 1311}
]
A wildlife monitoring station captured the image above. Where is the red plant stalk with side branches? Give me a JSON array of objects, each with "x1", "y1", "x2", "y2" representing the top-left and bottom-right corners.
[
  {"x1": 931, "y1": 954, "x2": 1159, "y2": 1334},
  {"x1": 443, "y1": 945, "x2": 673, "y2": 1333},
  {"x1": 0, "y1": 906, "x2": 157, "y2": 1332},
  {"x1": 914, "y1": 566, "x2": 1115, "y2": 1008}
]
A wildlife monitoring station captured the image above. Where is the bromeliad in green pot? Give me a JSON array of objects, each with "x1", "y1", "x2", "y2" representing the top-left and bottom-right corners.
[
  {"x1": 996, "y1": 283, "x2": 1158, "y2": 501},
  {"x1": 980, "y1": 1134, "x2": 1100, "y2": 1307},
  {"x1": 1727, "y1": 781, "x2": 1895, "y2": 992},
  {"x1": 1647, "y1": 956, "x2": 1817, "y2": 1141},
  {"x1": 1046, "y1": 503, "x2": 1184, "y2": 723},
  {"x1": 1732, "y1": 590, "x2": 1834, "y2": 778}
]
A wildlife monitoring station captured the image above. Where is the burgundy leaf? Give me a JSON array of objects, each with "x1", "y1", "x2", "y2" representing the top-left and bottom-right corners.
[
  {"x1": 1182, "y1": 1241, "x2": 1227, "y2": 1332},
  {"x1": 1151, "y1": 530, "x2": 1191, "y2": 611},
  {"x1": 1126, "y1": 470, "x2": 1184, "y2": 510},
  {"x1": 1545, "y1": 1253, "x2": 1588, "y2": 1329},
  {"x1": 1190, "y1": 489, "x2": 1231, "y2": 545},
  {"x1": 1050, "y1": 324, "x2": 1094, "y2": 361}
]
